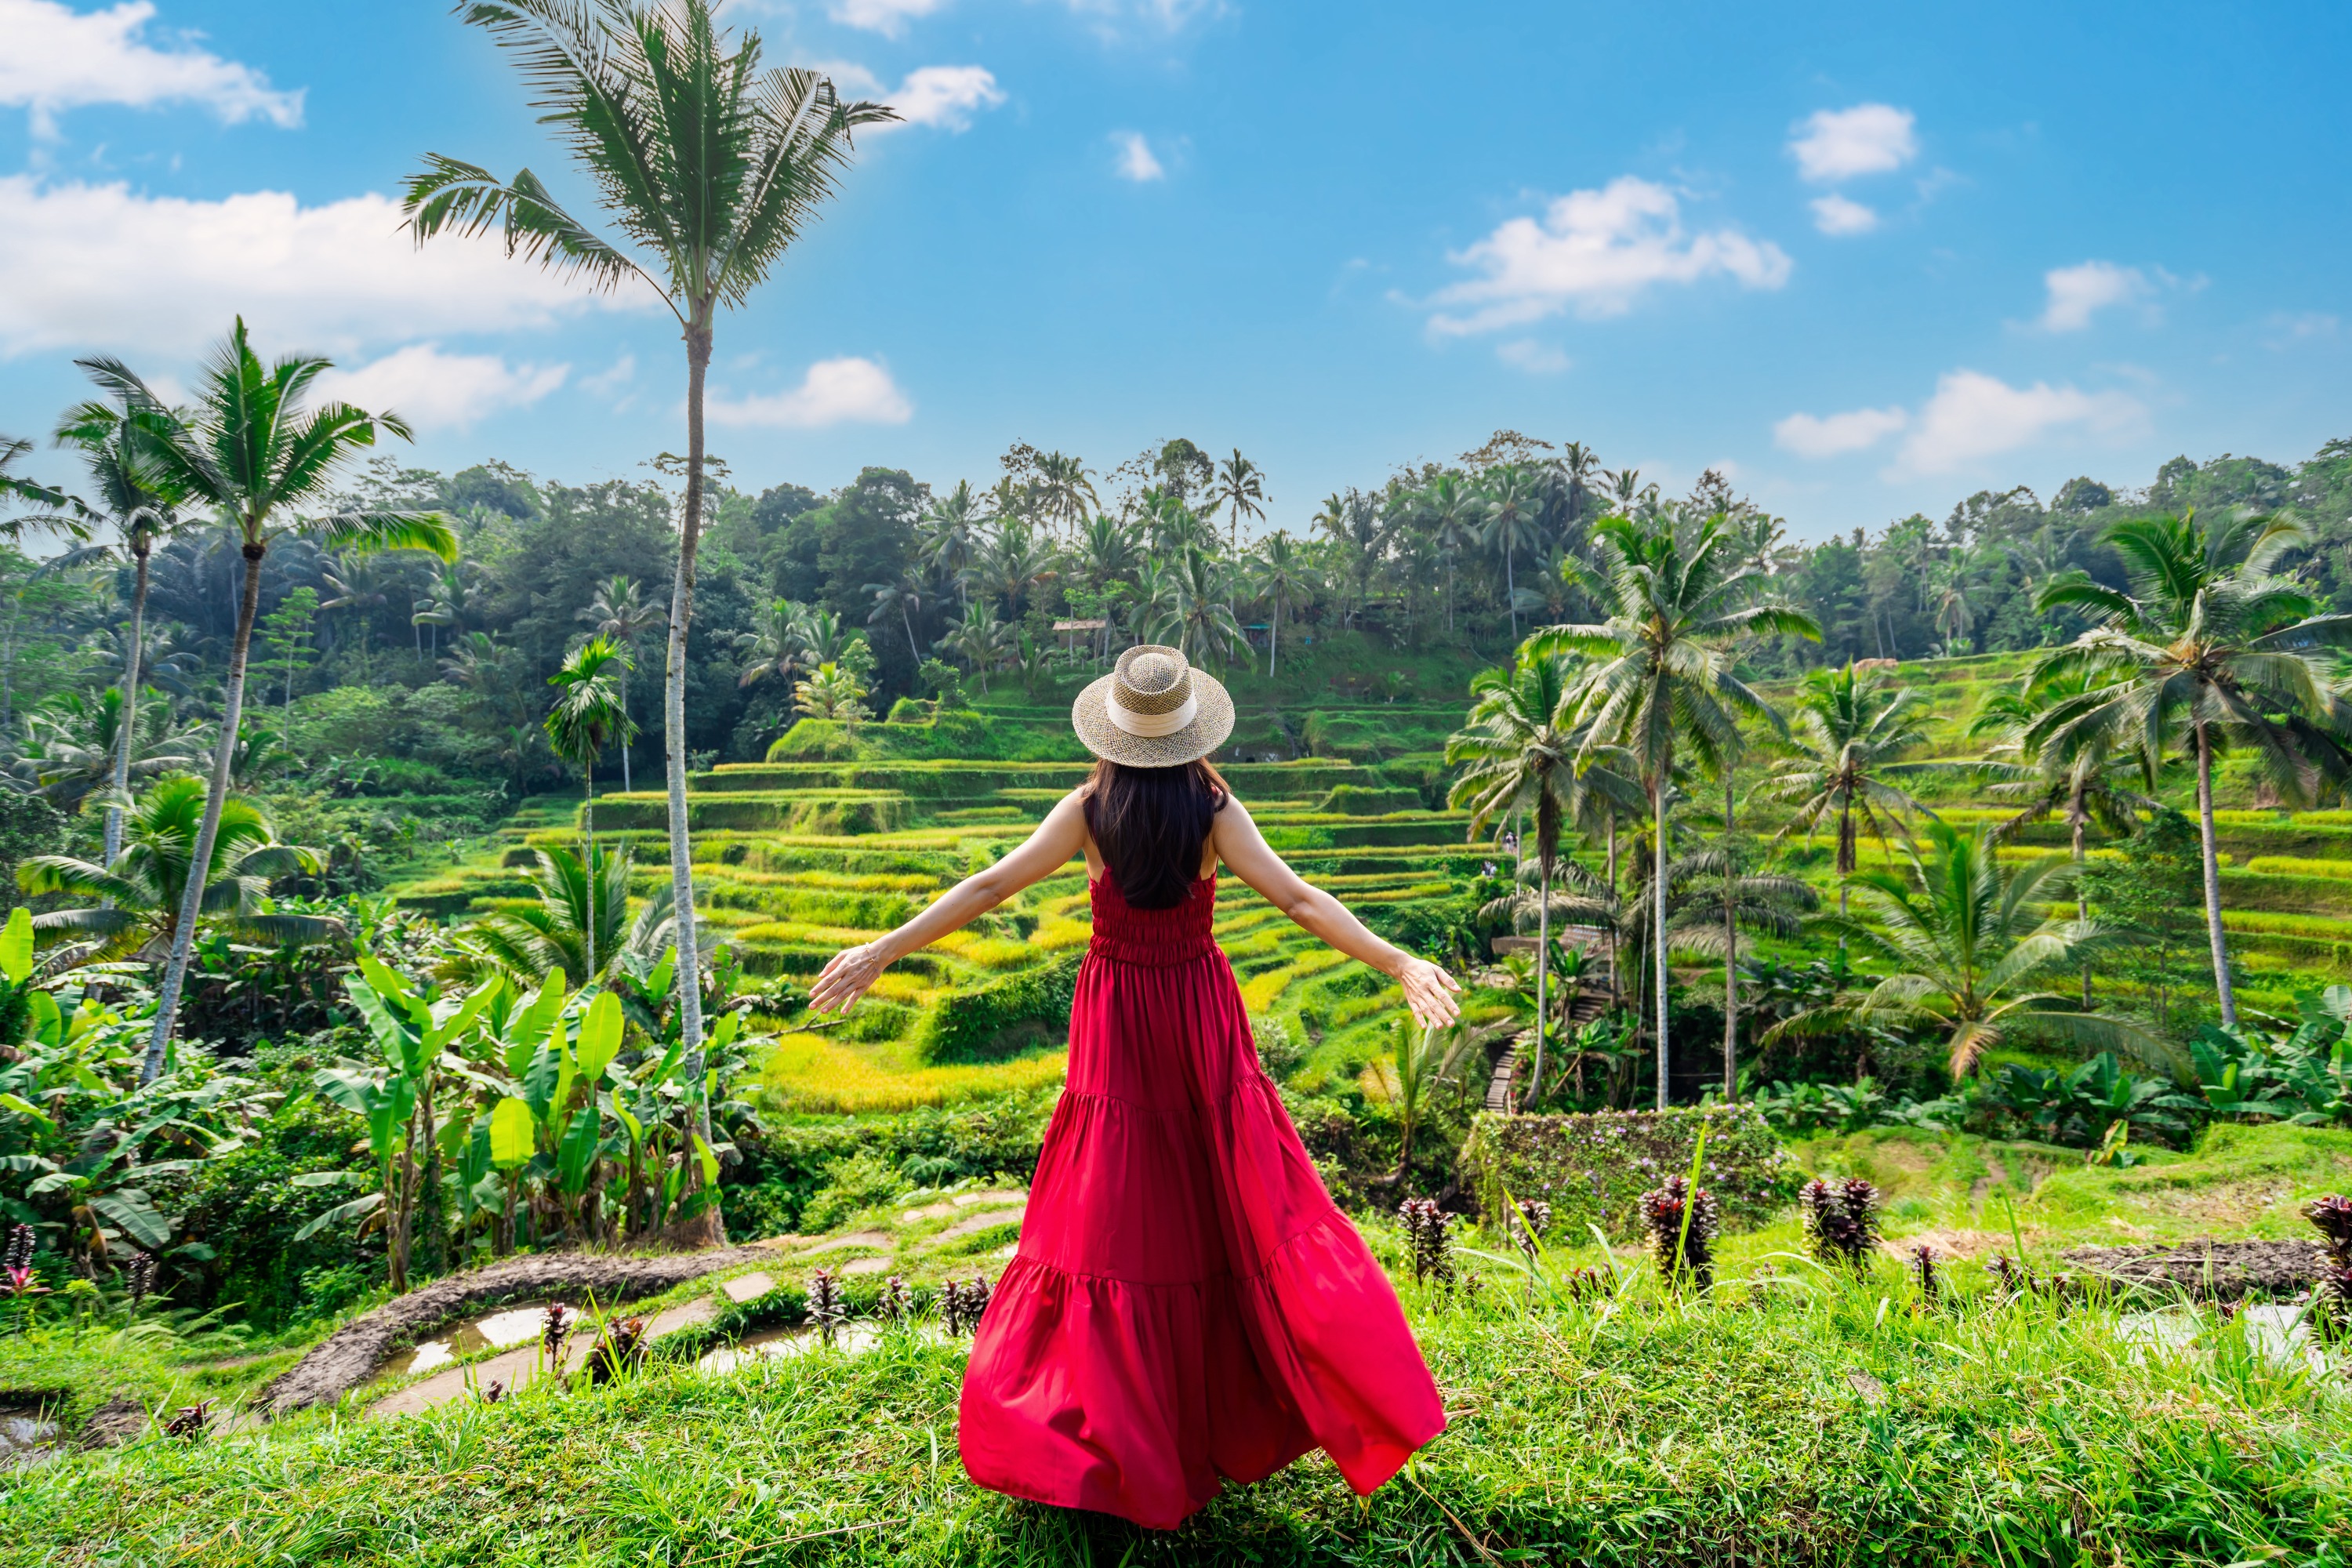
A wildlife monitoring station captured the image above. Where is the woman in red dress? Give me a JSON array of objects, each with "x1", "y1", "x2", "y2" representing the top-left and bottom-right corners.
[{"x1": 810, "y1": 645, "x2": 1460, "y2": 1530}]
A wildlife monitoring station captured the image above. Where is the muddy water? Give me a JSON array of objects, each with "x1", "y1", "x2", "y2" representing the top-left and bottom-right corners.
[
  {"x1": 0, "y1": 1410, "x2": 60, "y2": 1468},
  {"x1": 375, "y1": 1304, "x2": 575, "y2": 1382},
  {"x1": 695, "y1": 1322, "x2": 951, "y2": 1374}
]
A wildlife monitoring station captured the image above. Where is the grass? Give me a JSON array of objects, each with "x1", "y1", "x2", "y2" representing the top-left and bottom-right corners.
[{"x1": 16, "y1": 1123, "x2": 2352, "y2": 1564}]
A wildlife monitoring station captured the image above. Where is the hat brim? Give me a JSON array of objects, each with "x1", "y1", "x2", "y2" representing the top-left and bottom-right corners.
[{"x1": 1071, "y1": 667, "x2": 1236, "y2": 767}]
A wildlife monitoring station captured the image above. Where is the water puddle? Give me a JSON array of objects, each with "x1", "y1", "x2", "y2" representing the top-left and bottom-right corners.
[
  {"x1": 376, "y1": 1303, "x2": 577, "y2": 1382},
  {"x1": 696, "y1": 1322, "x2": 949, "y2": 1374},
  {"x1": 2117, "y1": 1302, "x2": 2327, "y2": 1373},
  {"x1": 0, "y1": 1410, "x2": 61, "y2": 1469}
]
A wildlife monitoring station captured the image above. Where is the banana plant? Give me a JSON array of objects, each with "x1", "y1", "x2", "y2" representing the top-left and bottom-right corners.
[{"x1": 307, "y1": 952, "x2": 498, "y2": 1291}]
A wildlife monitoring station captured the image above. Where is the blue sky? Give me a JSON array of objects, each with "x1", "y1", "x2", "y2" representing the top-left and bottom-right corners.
[{"x1": 2, "y1": 0, "x2": 2348, "y2": 539}]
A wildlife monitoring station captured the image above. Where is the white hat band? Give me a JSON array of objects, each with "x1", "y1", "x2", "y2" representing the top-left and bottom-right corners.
[{"x1": 1109, "y1": 694, "x2": 1198, "y2": 738}]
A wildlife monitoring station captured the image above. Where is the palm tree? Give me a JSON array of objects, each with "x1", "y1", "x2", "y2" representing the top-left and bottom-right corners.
[
  {"x1": 865, "y1": 570, "x2": 927, "y2": 665},
  {"x1": 1421, "y1": 472, "x2": 1480, "y2": 633},
  {"x1": 1531, "y1": 510, "x2": 1819, "y2": 1107},
  {"x1": 1250, "y1": 530, "x2": 1319, "y2": 678},
  {"x1": 18, "y1": 775, "x2": 337, "y2": 967},
  {"x1": 974, "y1": 521, "x2": 1058, "y2": 619},
  {"x1": 82, "y1": 319, "x2": 455, "y2": 1081},
  {"x1": 1762, "y1": 819, "x2": 2151, "y2": 1078},
  {"x1": 937, "y1": 601, "x2": 1013, "y2": 691},
  {"x1": 405, "y1": 2, "x2": 895, "y2": 1242},
  {"x1": 1172, "y1": 549, "x2": 1245, "y2": 667},
  {"x1": 1755, "y1": 662, "x2": 1936, "y2": 916},
  {"x1": 320, "y1": 553, "x2": 401, "y2": 659},
  {"x1": 1446, "y1": 652, "x2": 1591, "y2": 1109},
  {"x1": 545, "y1": 636, "x2": 636, "y2": 978},
  {"x1": 16, "y1": 688, "x2": 203, "y2": 812},
  {"x1": 1969, "y1": 666, "x2": 2155, "y2": 1006},
  {"x1": 1035, "y1": 452, "x2": 1099, "y2": 539},
  {"x1": 921, "y1": 481, "x2": 983, "y2": 608},
  {"x1": 575, "y1": 574, "x2": 665, "y2": 791},
  {"x1": 1210, "y1": 449, "x2": 1266, "y2": 620},
  {"x1": 411, "y1": 557, "x2": 477, "y2": 664},
  {"x1": 457, "y1": 844, "x2": 673, "y2": 987},
  {"x1": 734, "y1": 598, "x2": 808, "y2": 691},
  {"x1": 36, "y1": 393, "x2": 180, "y2": 869},
  {"x1": 1076, "y1": 512, "x2": 1138, "y2": 660},
  {"x1": 1479, "y1": 466, "x2": 1544, "y2": 639},
  {"x1": 2031, "y1": 510, "x2": 2352, "y2": 1026}
]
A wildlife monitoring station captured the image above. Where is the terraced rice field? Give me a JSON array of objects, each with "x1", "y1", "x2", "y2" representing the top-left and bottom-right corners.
[
  {"x1": 385, "y1": 699, "x2": 1515, "y2": 1112},
  {"x1": 383, "y1": 655, "x2": 2352, "y2": 1114}
]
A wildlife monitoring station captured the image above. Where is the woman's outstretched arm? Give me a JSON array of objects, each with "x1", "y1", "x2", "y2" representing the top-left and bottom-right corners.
[
  {"x1": 808, "y1": 788, "x2": 1092, "y2": 1015},
  {"x1": 1211, "y1": 792, "x2": 1462, "y2": 1030}
]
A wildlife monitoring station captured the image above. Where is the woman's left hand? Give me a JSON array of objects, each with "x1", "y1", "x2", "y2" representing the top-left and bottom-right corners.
[
  {"x1": 1396, "y1": 955, "x2": 1463, "y2": 1031},
  {"x1": 810, "y1": 942, "x2": 890, "y2": 1015}
]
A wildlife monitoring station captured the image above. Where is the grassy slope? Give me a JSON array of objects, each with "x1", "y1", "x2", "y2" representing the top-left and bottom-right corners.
[{"x1": 14, "y1": 1123, "x2": 2352, "y2": 1565}]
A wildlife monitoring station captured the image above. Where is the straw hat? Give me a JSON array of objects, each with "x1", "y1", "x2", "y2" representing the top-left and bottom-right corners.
[{"x1": 1071, "y1": 644, "x2": 1234, "y2": 767}]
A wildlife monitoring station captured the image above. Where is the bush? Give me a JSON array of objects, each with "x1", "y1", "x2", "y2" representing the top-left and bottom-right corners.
[
  {"x1": 724, "y1": 1088, "x2": 1056, "y2": 1232},
  {"x1": 1460, "y1": 1102, "x2": 1800, "y2": 1243},
  {"x1": 1316, "y1": 784, "x2": 1422, "y2": 815},
  {"x1": 767, "y1": 719, "x2": 863, "y2": 761},
  {"x1": 912, "y1": 954, "x2": 1081, "y2": 1064},
  {"x1": 797, "y1": 1148, "x2": 911, "y2": 1232}
]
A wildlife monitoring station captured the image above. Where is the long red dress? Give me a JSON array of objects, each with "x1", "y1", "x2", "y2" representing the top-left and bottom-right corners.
[{"x1": 958, "y1": 873, "x2": 1446, "y2": 1529}]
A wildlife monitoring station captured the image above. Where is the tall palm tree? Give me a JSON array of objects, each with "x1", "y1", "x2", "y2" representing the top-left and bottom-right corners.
[
  {"x1": 412, "y1": 557, "x2": 480, "y2": 664},
  {"x1": 83, "y1": 319, "x2": 455, "y2": 1081},
  {"x1": 1754, "y1": 662, "x2": 1936, "y2": 916},
  {"x1": 1250, "y1": 530, "x2": 1319, "y2": 678},
  {"x1": 1762, "y1": 818, "x2": 2151, "y2": 1079},
  {"x1": 1531, "y1": 510, "x2": 1819, "y2": 1107},
  {"x1": 734, "y1": 598, "x2": 808, "y2": 691},
  {"x1": 405, "y1": 1, "x2": 894, "y2": 1241},
  {"x1": 1421, "y1": 472, "x2": 1480, "y2": 633},
  {"x1": 1446, "y1": 652, "x2": 1597, "y2": 1109},
  {"x1": 46, "y1": 390, "x2": 180, "y2": 868},
  {"x1": 17, "y1": 688, "x2": 204, "y2": 812},
  {"x1": 458, "y1": 844, "x2": 673, "y2": 987},
  {"x1": 1479, "y1": 466, "x2": 1544, "y2": 639},
  {"x1": 575, "y1": 574, "x2": 665, "y2": 790},
  {"x1": 1968, "y1": 666, "x2": 2154, "y2": 1006},
  {"x1": 921, "y1": 480, "x2": 983, "y2": 609},
  {"x1": 545, "y1": 636, "x2": 636, "y2": 978},
  {"x1": 1035, "y1": 452, "x2": 1098, "y2": 539},
  {"x1": 320, "y1": 553, "x2": 401, "y2": 659},
  {"x1": 1076, "y1": 512, "x2": 1138, "y2": 660},
  {"x1": 974, "y1": 521, "x2": 1058, "y2": 619},
  {"x1": 18, "y1": 775, "x2": 337, "y2": 967},
  {"x1": 936, "y1": 601, "x2": 1013, "y2": 692},
  {"x1": 865, "y1": 570, "x2": 927, "y2": 666},
  {"x1": 2031, "y1": 510, "x2": 2352, "y2": 1026}
]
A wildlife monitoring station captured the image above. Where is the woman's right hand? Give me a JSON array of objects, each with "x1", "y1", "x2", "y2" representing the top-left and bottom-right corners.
[
  {"x1": 1395, "y1": 954, "x2": 1463, "y2": 1031},
  {"x1": 809, "y1": 942, "x2": 890, "y2": 1016}
]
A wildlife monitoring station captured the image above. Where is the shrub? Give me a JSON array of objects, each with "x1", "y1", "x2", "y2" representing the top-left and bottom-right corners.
[
  {"x1": 767, "y1": 719, "x2": 863, "y2": 761},
  {"x1": 913, "y1": 954, "x2": 1081, "y2": 1064},
  {"x1": 1316, "y1": 784, "x2": 1422, "y2": 816},
  {"x1": 798, "y1": 1149, "x2": 911, "y2": 1232},
  {"x1": 1460, "y1": 1103, "x2": 1798, "y2": 1243}
]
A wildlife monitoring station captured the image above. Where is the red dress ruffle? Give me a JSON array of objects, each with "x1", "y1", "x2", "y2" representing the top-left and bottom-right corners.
[{"x1": 957, "y1": 873, "x2": 1446, "y2": 1529}]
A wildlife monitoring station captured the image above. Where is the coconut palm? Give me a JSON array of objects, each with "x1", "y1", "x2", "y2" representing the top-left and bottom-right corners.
[
  {"x1": 1250, "y1": 530, "x2": 1319, "y2": 678},
  {"x1": 0, "y1": 434, "x2": 74, "y2": 519},
  {"x1": 1035, "y1": 452, "x2": 1099, "y2": 538},
  {"x1": 734, "y1": 598, "x2": 810, "y2": 691},
  {"x1": 1755, "y1": 662, "x2": 1937, "y2": 916},
  {"x1": 1762, "y1": 818, "x2": 2153, "y2": 1079},
  {"x1": 319, "y1": 553, "x2": 403, "y2": 658},
  {"x1": 456, "y1": 844, "x2": 675, "y2": 987},
  {"x1": 1444, "y1": 652, "x2": 1642, "y2": 1109},
  {"x1": 81, "y1": 319, "x2": 456, "y2": 1081},
  {"x1": 43, "y1": 392, "x2": 183, "y2": 868},
  {"x1": 1419, "y1": 472, "x2": 1481, "y2": 633},
  {"x1": 920, "y1": 480, "x2": 983, "y2": 608},
  {"x1": 411, "y1": 557, "x2": 481, "y2": 662},
  {"x1": 17, "y1": 775, "x2": 337, "y2": 967},
  {"x1": 2031, "y1": 510, "x2": 2352, "y2": 1026},
  {"x1": 794, "y1": 660, "x2": 870, "y2": 723},
  {"x1": 1968, "y1": 666, "x2": 2156, "y2": 1005},
  {"x1": 545, "y1": 636, "x2": 636, "y2": 980},
  {"x1": 1170, "y1": 549, "x2": 1246, "y2": 667},
  {"x1": 1479, "y1": 466, "x2": 1544, "y2": 639},
  {"x1": 405, "y1": 2, "x2": 895, "y2": 1239},
  {"x1": 16, "y1": 688, "x2": 204, "y2": 811},
  {"x1": 1530, "y1": 510, "x2": 1820, "y2": 1107},
  {"x1": 936, "y1": 601, "x2": 1013, "y2": 691},
  {"x1": 865, "y1": 570, "x2": 927, "y2": 665},
  {"x1": 974, "y1": 521, "x2": 1058, "y2": 619},
  {"x1": 575, "y1": 574, "x2": 664, "y2": 790}
]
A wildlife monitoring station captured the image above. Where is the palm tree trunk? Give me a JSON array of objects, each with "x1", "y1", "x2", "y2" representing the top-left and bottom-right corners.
[
  {"x1": 1606, "y1": 818, "x2": 1620, "y2": 1007},
  {"x1": 1505, "y1": 549, "x2": 1518, "y2": 640},
  {"x1": 1723, "y1": 763, "x2": 1737, "y2": 1101},
  {"x1": 667, "y1": 315, "x2": 720, "y2": 1247},
  {"x1": 1526, "y1": 853, "x2": 1550, "y2": 1112},
  {"x1": 583, "y1": 764, "x2": 597, "y2": 982},
  {"x1": 143, "y1": 540, "x2": 262, "y2": 1082},
  {"x1": 1653, "y1": 774, "x2": 1671, "y2": 1110},
  {"x1": 2193, "y1": 718, "x2": 2238, "y2": 1026},
  {"x1": 2071, "y1": 793, "x2": 2090, "y2": 1008},
  {"x1": 419, "y1": 1069, "x2": 445, "y2": 1276},
  {"x1": 1269, "y1": 606, "x2": 1279, "y2": 679},
  {"x1": 104, "y1": 545, "x2": 150, "y2": 869},
  {"x1": 617, "y1": 663, "x2": 632, "y2": 793}
]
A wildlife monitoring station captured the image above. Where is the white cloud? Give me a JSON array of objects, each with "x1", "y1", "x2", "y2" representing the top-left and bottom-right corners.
[
  {"x1": 0, "y1": 176, "x2": 632, "y2": 359},
  {"x1": 1789, "y1": 103, "x2": 1918, "y2": 182},
  {"x1": 1809, "y1": 193, "x2": 1878, "y2": 236},
  {"x1": 1112, "y1": 131, "x2": 1164, "y2": 182},
  {"x1": 706, "y1": 357, "x2": 913, "y2": 428},
  {"x1": 580, "y1": 353, "x2": 637, "y2": 397},
  {"x1": 1773, "y1": 405, "x2": 1907, "y2": 458},
  {"x1": 314, "y1": 343, "x2": 568, "y2": 431},
  {"x1": 1496, "y1": 339, "x2": 1570, "y2": 374},
  {"x1": 0, "y1": 0, "x2": 304, "y2": 136},
  {"x1": 829, "y1": 0, "x2": 945, "y2": 37},
  {"x1": 1895, "y1": 369, "x2": 2143, "y2": 475},
  {"x1": 2038, "y1": 260, "x2": 2147, "y2": 332},
  {"x1": 1428, "y1": 176, "x2": 1790, "y2": 336},
  {"x1": 882, "y1": 64, "x2": 1004, "y2": 132}
]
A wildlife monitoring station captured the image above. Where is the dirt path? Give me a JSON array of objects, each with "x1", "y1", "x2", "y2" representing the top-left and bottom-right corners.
[{"x1": 256, "y1": 1248, "x2": 778, "y2": 1418}]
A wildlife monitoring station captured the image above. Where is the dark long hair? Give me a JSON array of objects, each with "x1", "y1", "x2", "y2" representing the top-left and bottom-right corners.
[{"x1": 1083, "y1": 757, "x2": 1228, "y2": 909}]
